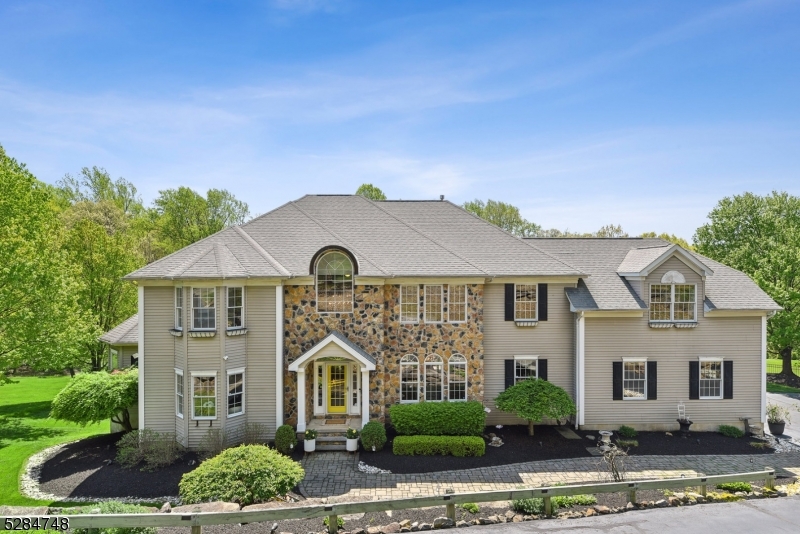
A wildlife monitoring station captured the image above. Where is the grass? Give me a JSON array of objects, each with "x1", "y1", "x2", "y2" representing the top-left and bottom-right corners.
[
  {"x1": 766, "y1": 359, "x2": 800, "y2": 375},
  {"x1": 0, "y1": 376, "x2": 108, "y2": 506},
  {"x1": 767, "y1": 382, "x2": 800, "y2": 394}
]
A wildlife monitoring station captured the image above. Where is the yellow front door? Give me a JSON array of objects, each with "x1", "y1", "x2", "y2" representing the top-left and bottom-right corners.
[{"x1": 327, "y1": 364, "x2": 347, "y2": 413}]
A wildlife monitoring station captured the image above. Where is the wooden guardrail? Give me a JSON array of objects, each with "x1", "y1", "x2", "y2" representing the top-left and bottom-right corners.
[{"x1": 0, "y1": 469, "x2": 775, "y2": 534}]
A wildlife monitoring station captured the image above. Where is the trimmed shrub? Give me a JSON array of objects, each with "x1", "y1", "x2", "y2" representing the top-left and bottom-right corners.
[
  {"x1": 718, "y1": 425, "x2": 744, "y2": 438},
  {"x1": 360, "y1": 421, "x2": 387, "y2": 451},
  {"x1": 717, "y1": 482, "x2": 752, "y2": 493},
  {"x1": 389, "y1": 401, "x2": 486, "y2": 436},
  {"x1": 494, "y1": 379, "x2": 576, "y2": 436},
  {"x1": 618, "y1": 425, "x2": 637, "y2": 438},
  {"x1": 461, "y1": 503, "x2": 480, "y2": 514},
  {"x1": 179, "y1": 445, "x2": 304, "y2": 505},
  {"x1": 275, "y1": 424, "x2": 297, "y2": 454},
  {"x1": 512, "y1": 494, "x2": 596, "y2": 515},
  {"x1": 393, "y1": 436, "x2": 485, "y2": 457},
  {"x1": 73, "y1": 501, "x2": 157, "y2": 534},
  {"x1": 116, "y1": 429, "x2": 183, "y2": 471}
]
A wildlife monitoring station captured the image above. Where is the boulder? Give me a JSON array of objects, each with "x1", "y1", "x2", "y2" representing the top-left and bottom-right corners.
[
  {"x1": 382, "y1": 523, "x2": 401, "y2": 534},
  {"x1": 504, "y1": 510, "x2": 515, "y2": 520},
  {"x1": 173, "y1": 501, "x2": 240, "y2": 513},
  {"x1": 455, "y1": 521, "x2": 470, "y2": 528},
  {"x1": 655, "y1": 499, "x2": 668, "y2": 508},
  {"x1": 400, "y1": 528, "x2": 411, "y2": 533},
  {"x1": 512, "y1": 514, "x2": 523, "y2": 523},
  {"x1": 625, "y1": 502, "x2": 634, "y2": 511},
  {"x1": 667, "y1": 496, "x2": 682, "y2": 507},
  {"x1": 367, "y1": 527, "x2": 381, "y2": 534},
  {"x1": 418, "y1": 523, "x2": 432, "y2": 531},
  {"x1": 584, "y1": 508, "x2": 597, "y2": 517},
  {"x1": 160, "y1": 502, "x2": 172, "y2": 513},
  {"x1": 400, "y1": 520, "x2": 411, "y2": 529},
  {"x1": 433, "y1": 517, "x2": 454, "y2": 529},
  {"x1": 593, "y1": 505, "x2": 611, "y2": 514},
  {"x1": 477, "y1": 518, "x2": 495, "y2": 525}
]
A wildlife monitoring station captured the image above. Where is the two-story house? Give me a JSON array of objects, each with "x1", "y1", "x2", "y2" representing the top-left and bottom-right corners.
[{"x1": 116, "y1": 194, "x2": 779, "y2": 448}]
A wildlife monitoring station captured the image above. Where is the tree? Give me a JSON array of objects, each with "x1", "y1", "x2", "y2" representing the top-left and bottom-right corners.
[
  {"x1": 50, "y1": 369, "x2": 138, "y2": 432},
  {"x1": 154, "y1": 186, "x2": 250, "y2": 253},
  {"x1": 640, "y1": 232, "x2": 693, "y2": 250},
  {"x1": 57, "y1": 166, "x2": 143, "y2": 216},
  {"x1": 539, "y1": 225, "x2": 629, "y2": 238},
  {"x1": 0, "y1": 145, "x2": 96, "y2": 380},
  {"x1": 356, "y1": 183, "x2": 387, "y2": 200},
  {"x1": 694, "y1": 192, "x2": 800, "y2": 385},
  {"x1": 463, "y1": 199, "x2": 542, "y2": 237},
  {"x1": 494, "y1": 379, "x2": 577, "y2": 436}
]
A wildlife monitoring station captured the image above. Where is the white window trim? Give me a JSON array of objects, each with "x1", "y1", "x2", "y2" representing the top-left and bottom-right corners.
[
  {"x1": 226, "y1": 367, "x2": 245, "y2": 418},
  {"x1": 315, "y1": 251, "x2": 355, "y2": 315},
  {"x1": 649, "y1": 283, "x2": 697, "y2": 323},
  {"x1": 191, "y1": 287, "x2": 217, "y2": 331},
  {"x1": 399, "y1": 355, "x2": 420, "y2": 404},
  {"x1": 174, "y1": 287, "x2": 183, "y2": 331},
  {"x1": 226, "y1": 286, "x2": 245, "y2": 331},
  {"x1": 699, "y1": 357, "x2": 724, "y2": 400},
  {"x1": 399, "y1": 285, "x2": 419, "y2": 324},
  {"x1": 424, "y1": 285, "x2": 444, "y2": 324},
  {"x1": 424, "y1": 355, "x2": 445, "y2": 402},
  {"x1": 514, "y1": 284, "x2": 538, "y2": 321},
  {"x1": 448, "y1": 285, "x2": 467, "y2": 324},
  {"x1": 175, "y1": 368, "x2": 184, "y2": 419},
  {"x1": 513, "y1": 355, "x2": 539, "y2": 384},
  {"x1": 190, "y1": 371, "x2": 217, "y2": 420},
  {"x1": 447, "y1": 354, "x2": 467, "y2": 402},
  {"x1": 622, "y1": 358, "x2": 648, "y2": 401}
]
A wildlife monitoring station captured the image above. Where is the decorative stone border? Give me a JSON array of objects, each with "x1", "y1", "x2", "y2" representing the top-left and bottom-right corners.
[{"x1": 21, "y1": 440, "x2": 179, "y2": 504}]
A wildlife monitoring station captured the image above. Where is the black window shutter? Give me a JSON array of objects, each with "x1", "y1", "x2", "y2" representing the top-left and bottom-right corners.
[
  {"x1": 538, "y1": 359, "x2": 548, "y2": 381},
  {"x1": 505, "y1": 359, "x2": 514, "y2": 389},
  {"x1": 612, "y1": 362, "x2": 623, "y2": 400},
  {"x1": 504, "y1": 284, "x2": 515, "y2": 321},
  {"x1": 538, "y1": 283, "x2": 548, "y2": 321},
  {"x1": 689, "y1": 361, "x2": 700, "y2": 400},
  {"x1": 647, "y1": 361, "x2": 657, "y2": 400},
  {"x1": 723, "y1": 361, "x2": 733, "y2": 399}
]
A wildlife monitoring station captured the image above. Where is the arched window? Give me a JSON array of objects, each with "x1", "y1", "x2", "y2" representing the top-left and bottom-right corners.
[
  {"x1": 400, "y1": 355, "x2": 419, "y2": 403},
  {"x1": 316, "y1": 251, "x2": 354, "y2": 313},
  {"x1": 425, "y1": 354, "x2": 444, "y2": 402},
  {"x1": 448, "y1": 354, "x2": 467, "y2": 401}
]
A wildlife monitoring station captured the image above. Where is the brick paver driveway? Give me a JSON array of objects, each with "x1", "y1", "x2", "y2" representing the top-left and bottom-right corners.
[{"x1": 298, "y1": 451, "x2": 800, "y2": 500}]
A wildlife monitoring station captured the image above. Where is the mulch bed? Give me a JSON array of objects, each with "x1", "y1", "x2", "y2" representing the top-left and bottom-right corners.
[{"x1": 361, "y1": 425, "x2": 775, "y2": 474}]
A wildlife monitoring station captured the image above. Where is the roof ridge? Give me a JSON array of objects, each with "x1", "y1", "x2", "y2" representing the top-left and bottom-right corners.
[
  {"x1": 233, "y1": 226, "x2": 291, "y2": 276},
  {"x1": 288, "y1": 200, "x2": 391, "y2": 277},
  {"x1": 361, "y1": 197, "x2": 491, "y2": 276},
  {"x1": 168, "y1": 245, "x2": 215, "y2": 278}
]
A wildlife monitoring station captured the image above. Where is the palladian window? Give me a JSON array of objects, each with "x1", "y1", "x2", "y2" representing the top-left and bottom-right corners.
[{"x1": 316, "y1": 251, "x2": 354, "y2": 313}]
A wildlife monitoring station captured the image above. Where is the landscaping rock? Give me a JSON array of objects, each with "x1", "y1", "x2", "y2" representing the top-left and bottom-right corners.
[
  {"x1": 668, "y1": 496, "x2": 682, "y2": 507},
  {"x1": 585, "y1": 508, "x2": 597, "y2": 517},
  {"x1": 173, "y1": 501, "x2": 240, "y2": 513},
  {"x1": 487, "y1": 515, "x2": 501, "y2": 523},
  {"x1": 477, "y1": 518, "x2": 495, "y2": 525},
  {"x1": 400, "y1": 520, "x2": 411, "y2": 529},
  {"x1": 410, "y1": 523, "x2": 419, "y2": 532},
  {"x1": 456, "y1": 521, "x2": 469, "y2": 528},
  {"x1": 367, "y1": 527, "x2": 381, "y2": 534},
  {"x1": 655, "y1": 499, "x2": 668, "y2": 508},
  {"x1": 418, "y1": 523, "x2": 432, "y2": 531},
  {"x1": 382, "y1": 522, "x2": 401, "y2": 534},
  {"x1": 401, "y1": 529, "x2": 410, "y2": 533},
  {"x1": 433, "y1": 517, "x2": 454, "y2": 529},
  {"x1": 512, "y1": 514, "x2": 523, "y2": 523},
  {"x1": 625, "y1": 502, "x2": 635, "y2": 510},
  {"x1": 504, "y1": 510, "x2": 515, "y2": 520},
  {"x1": 352, "y1": 529, "x2": 366, "y2": 534},
  {"x1": 160, "y1": 502, "x2": 172, "y2": 513},
  {"x1": 593, "y1": 505, "x2": 610, "y2": 514}
]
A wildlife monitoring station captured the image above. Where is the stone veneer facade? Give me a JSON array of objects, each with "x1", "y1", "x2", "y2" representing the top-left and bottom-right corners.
[{"x1": 283, "y1": 284, "x2": 484, "y2": 426}]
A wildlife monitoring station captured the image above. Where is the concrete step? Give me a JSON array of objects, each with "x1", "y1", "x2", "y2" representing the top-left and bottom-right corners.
[{"x1": 314, "y1": 444, "x2": 349, "y2": 451}]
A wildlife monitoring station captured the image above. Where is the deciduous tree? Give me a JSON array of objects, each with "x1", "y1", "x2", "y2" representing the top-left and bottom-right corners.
[
  {"x1": 463, "y1": 199, "x2": 541, "y2": 237},
  {"x1": 356, "y1": 183, "x2": 387, "y2": 200},
  {"x1": 494, "y1": 379, "x2": 577, "y2": 436},
  {"x1": 50, "y1": 369, "x2": 138, "y2": 432}
]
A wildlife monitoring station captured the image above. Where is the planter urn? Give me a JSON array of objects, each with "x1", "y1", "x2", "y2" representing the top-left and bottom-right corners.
[
  {"x1": 768, "y1": 421, "x2": 786, "y2": 436},
  {"x1": 304, "y1": 438, "x2": 316, "y2": 452},
  {"x1": 346, "y1": 438, "x2": 359, "y2": 452},
  {"x1": 677, "y1": 419, "x2": 693, "y2": 435}
]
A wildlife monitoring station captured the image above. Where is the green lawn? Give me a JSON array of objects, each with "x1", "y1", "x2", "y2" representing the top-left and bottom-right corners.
[
  {"x1": 0, "y1": 376, "x2": 108, "y2": 506},
  {"x1": 767, "y1": 382, "x2": 800, "y2": 394},
  {"x1": 766, "y1": 359, "x2": 800, "y2": 375}
]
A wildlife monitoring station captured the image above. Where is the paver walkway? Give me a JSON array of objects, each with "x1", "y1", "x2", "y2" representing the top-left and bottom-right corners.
[{"x1": 298, "y1": 451, "x2": 800, "y2": 500}]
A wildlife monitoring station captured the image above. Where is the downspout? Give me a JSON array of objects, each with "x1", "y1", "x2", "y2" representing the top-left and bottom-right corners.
[{"x1": 575, "y1": 312, "x2": 585, "y2": 429}]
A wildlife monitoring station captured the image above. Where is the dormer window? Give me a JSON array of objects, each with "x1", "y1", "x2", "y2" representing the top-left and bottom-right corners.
[
  {"x1": 316, "y1": 251, "x2": 353, "y2": 313},
  {"x1": 650, "y1": 271, "x2": 696, "y2": 322}
]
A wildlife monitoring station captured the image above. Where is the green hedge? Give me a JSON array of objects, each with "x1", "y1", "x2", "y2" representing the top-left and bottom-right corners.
[
  {"x1": 389, "y1": 401, "x2": 486, "y2": 436},
  {"x1": 360, "y1": 421, "x2": 387, "y2": 451},
  {"x1": 393, "y1": 436, "x2": 485, "y2": 457}
]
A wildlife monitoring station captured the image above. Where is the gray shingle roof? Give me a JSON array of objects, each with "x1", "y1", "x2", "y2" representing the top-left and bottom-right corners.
[
  {"x1": 99, "y1": 314, "x2": 138, "y2": 345},
  {"x1": 126, "y1": 195, "x2": 584, "y2": 280},
  {"x1": 328, "y1": 331, "x2": 376, "y2": 366},
  {"x1": 528, "y1": 238, "x2": 780, "y2": 312}
]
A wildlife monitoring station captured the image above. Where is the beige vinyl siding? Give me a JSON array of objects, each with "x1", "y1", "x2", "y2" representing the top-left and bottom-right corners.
[
  {"x1": 483, "y1": 282, "x2": 576, "y2": 425},
  {"x1": 583, "y1": 257, "x2": 759, "y2": 430},
  {"x1": 245, "y1": 286, "x2": 277, "y2": 439},
  {"x1": 174, "y1": 323, "x2": 187, "y2": 446},
  {"x1": 143, "y1": 287, "x2": 175, "y2": 433},
  {"x1": 118, "y1": 346, "x2": 137, "y2": 368}
]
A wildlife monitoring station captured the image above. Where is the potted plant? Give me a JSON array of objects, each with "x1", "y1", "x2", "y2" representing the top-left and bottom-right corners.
[
  {"x1": 346, "y1": 427, "x2": 359, "y2": 452},
  {"x1": 767, "y1": 404, "x2": 791, "y2": 435},
  {"x1": 304, "y1": 429, "x2": 317, "y2": 452}
]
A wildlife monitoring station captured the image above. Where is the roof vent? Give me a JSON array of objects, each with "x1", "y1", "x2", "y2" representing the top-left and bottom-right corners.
[{"x1": 439, "y1": 195, "x2": 444, "y2": 201}]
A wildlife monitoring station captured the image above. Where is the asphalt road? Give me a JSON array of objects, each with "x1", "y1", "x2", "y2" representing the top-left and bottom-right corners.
[
  {"x1": 766, "y1": 392, "x2": 800, "y2": 442},
  {"x1": 481, "y1": 496, "x2": 800, "y2": 534}
]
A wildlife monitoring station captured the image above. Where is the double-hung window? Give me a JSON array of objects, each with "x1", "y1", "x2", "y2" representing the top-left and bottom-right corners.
[
  {"x1": 649, "y1": 284, "x2": 696, "y2": 322},
  {"x1": 514, "y1": 356, "x2": 538, "y2": 383},
  {"x1": 175, "y1": 288, "x2": 183, "y2": 330},
  {"x1": 400, "y1": 285, "x2": 419, "y2": 323},
  {"x1": 448, "y1": 354, "x2": 467, "y2": 401},
  {"x1": 192, "y1": 288, "x2": 216, "y2": 330},
  {"x1": 227, "y1": 369, "x2": 244, "y2": 416},
  {"x1": 623, "y1": 360, "x2": 647, "y2": 400},
  {"x1": 424, "y1": 354, "x2": 444, "y2": 401},
  {"x1": 227, "y1": 287, "x2": 244, "y2": 329},
  {"x1": 515, "y1": 284, "x2": 537, "y2": 321},
  {"x1": 192, "y1": 373, "x2": 216, "y2": 419},
  {"x1": 448, "y1": 285, "x2": 467, "y2": 323},
  {"x1": 175, "y1": 369, "x2": 184, "y2": 418},
  {"x1": 424, "y1": 285, "x2": 443, "y2": 323},
  {"x1": 400, "y1": 355, "x2": 419, "y2": 403},
  {"x1": 700, "y1": 359, "x2": 723, "y2": 399}
]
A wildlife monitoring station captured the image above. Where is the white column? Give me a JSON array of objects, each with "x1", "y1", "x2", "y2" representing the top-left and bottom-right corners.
[
  {"x1": 275, "y1": 286, "x2": 284, "y2": 428},
  {"x1": 576, "y1": 312, "x2": 585, "y2": 428},
  {"x1": 138, "y1": 285, "x2": 145, "y2": 430},
  {"x1": 361, "y1": 368, "x2": 370, "y2": 429},
  {"x1": 296, "y1": 369, "x2": 306, "y2": 432},
  {"x1": 761, "y1": 315, "x2": 767, "y2": 425}
]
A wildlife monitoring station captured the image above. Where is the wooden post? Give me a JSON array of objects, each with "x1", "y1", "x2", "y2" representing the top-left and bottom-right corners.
[
  {"x1": 191, "y1": 526, "x2": 202, "y2": 534},
  {"x1": 765, "y1": 468, "x2": 775, "y2": 491},
  {"x1": 700, "y1": 484, "x2": 707, "y2": 497},
  {"x1": 543, "y1": 496, "x2": 552, "y2": 518},
  {"x1": 446, "y1": 503, "x2": 456, "y2": 521},
  {"x1": 628, "y1": 490, "x2": 636, "y2": 504},
  {"x1": 327, "y1": 515, "x2": 338, "y2": 534}
]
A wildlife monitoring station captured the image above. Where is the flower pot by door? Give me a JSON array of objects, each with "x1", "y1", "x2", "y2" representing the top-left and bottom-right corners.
[
  {"x1": 768, "y1": 422, "x2": 785, "y2": 435},
  {"x1": 304, "y1": 439, "x2": 316, "y2": 452},
  {"x1": 346, "y1": 438, "x2": 358, "y2": 452}
]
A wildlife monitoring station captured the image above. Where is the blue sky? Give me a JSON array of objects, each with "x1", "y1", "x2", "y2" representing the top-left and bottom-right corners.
[{"x1": 1, "y1": 0, "x2": 798, "y2": 240}]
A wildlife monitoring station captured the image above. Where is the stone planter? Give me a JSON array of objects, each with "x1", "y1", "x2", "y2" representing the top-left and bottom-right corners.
[
  {"x1": 768, "y1": 421, "x2": 785, "y2": 435},
  {"x1": 346, "y1": 438, "x2": 359, "y2": 452},
  {"x1": 677, "y1": 419, "x2": 693, "y2": 435},
  {"x1": 304, "y1": 439, "x2": 316, "y2": 452}
]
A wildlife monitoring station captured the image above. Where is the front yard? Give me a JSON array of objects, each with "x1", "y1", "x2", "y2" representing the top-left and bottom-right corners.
[{"x1": 0, "y1": 376, "x2": 108, "y2": 506}]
